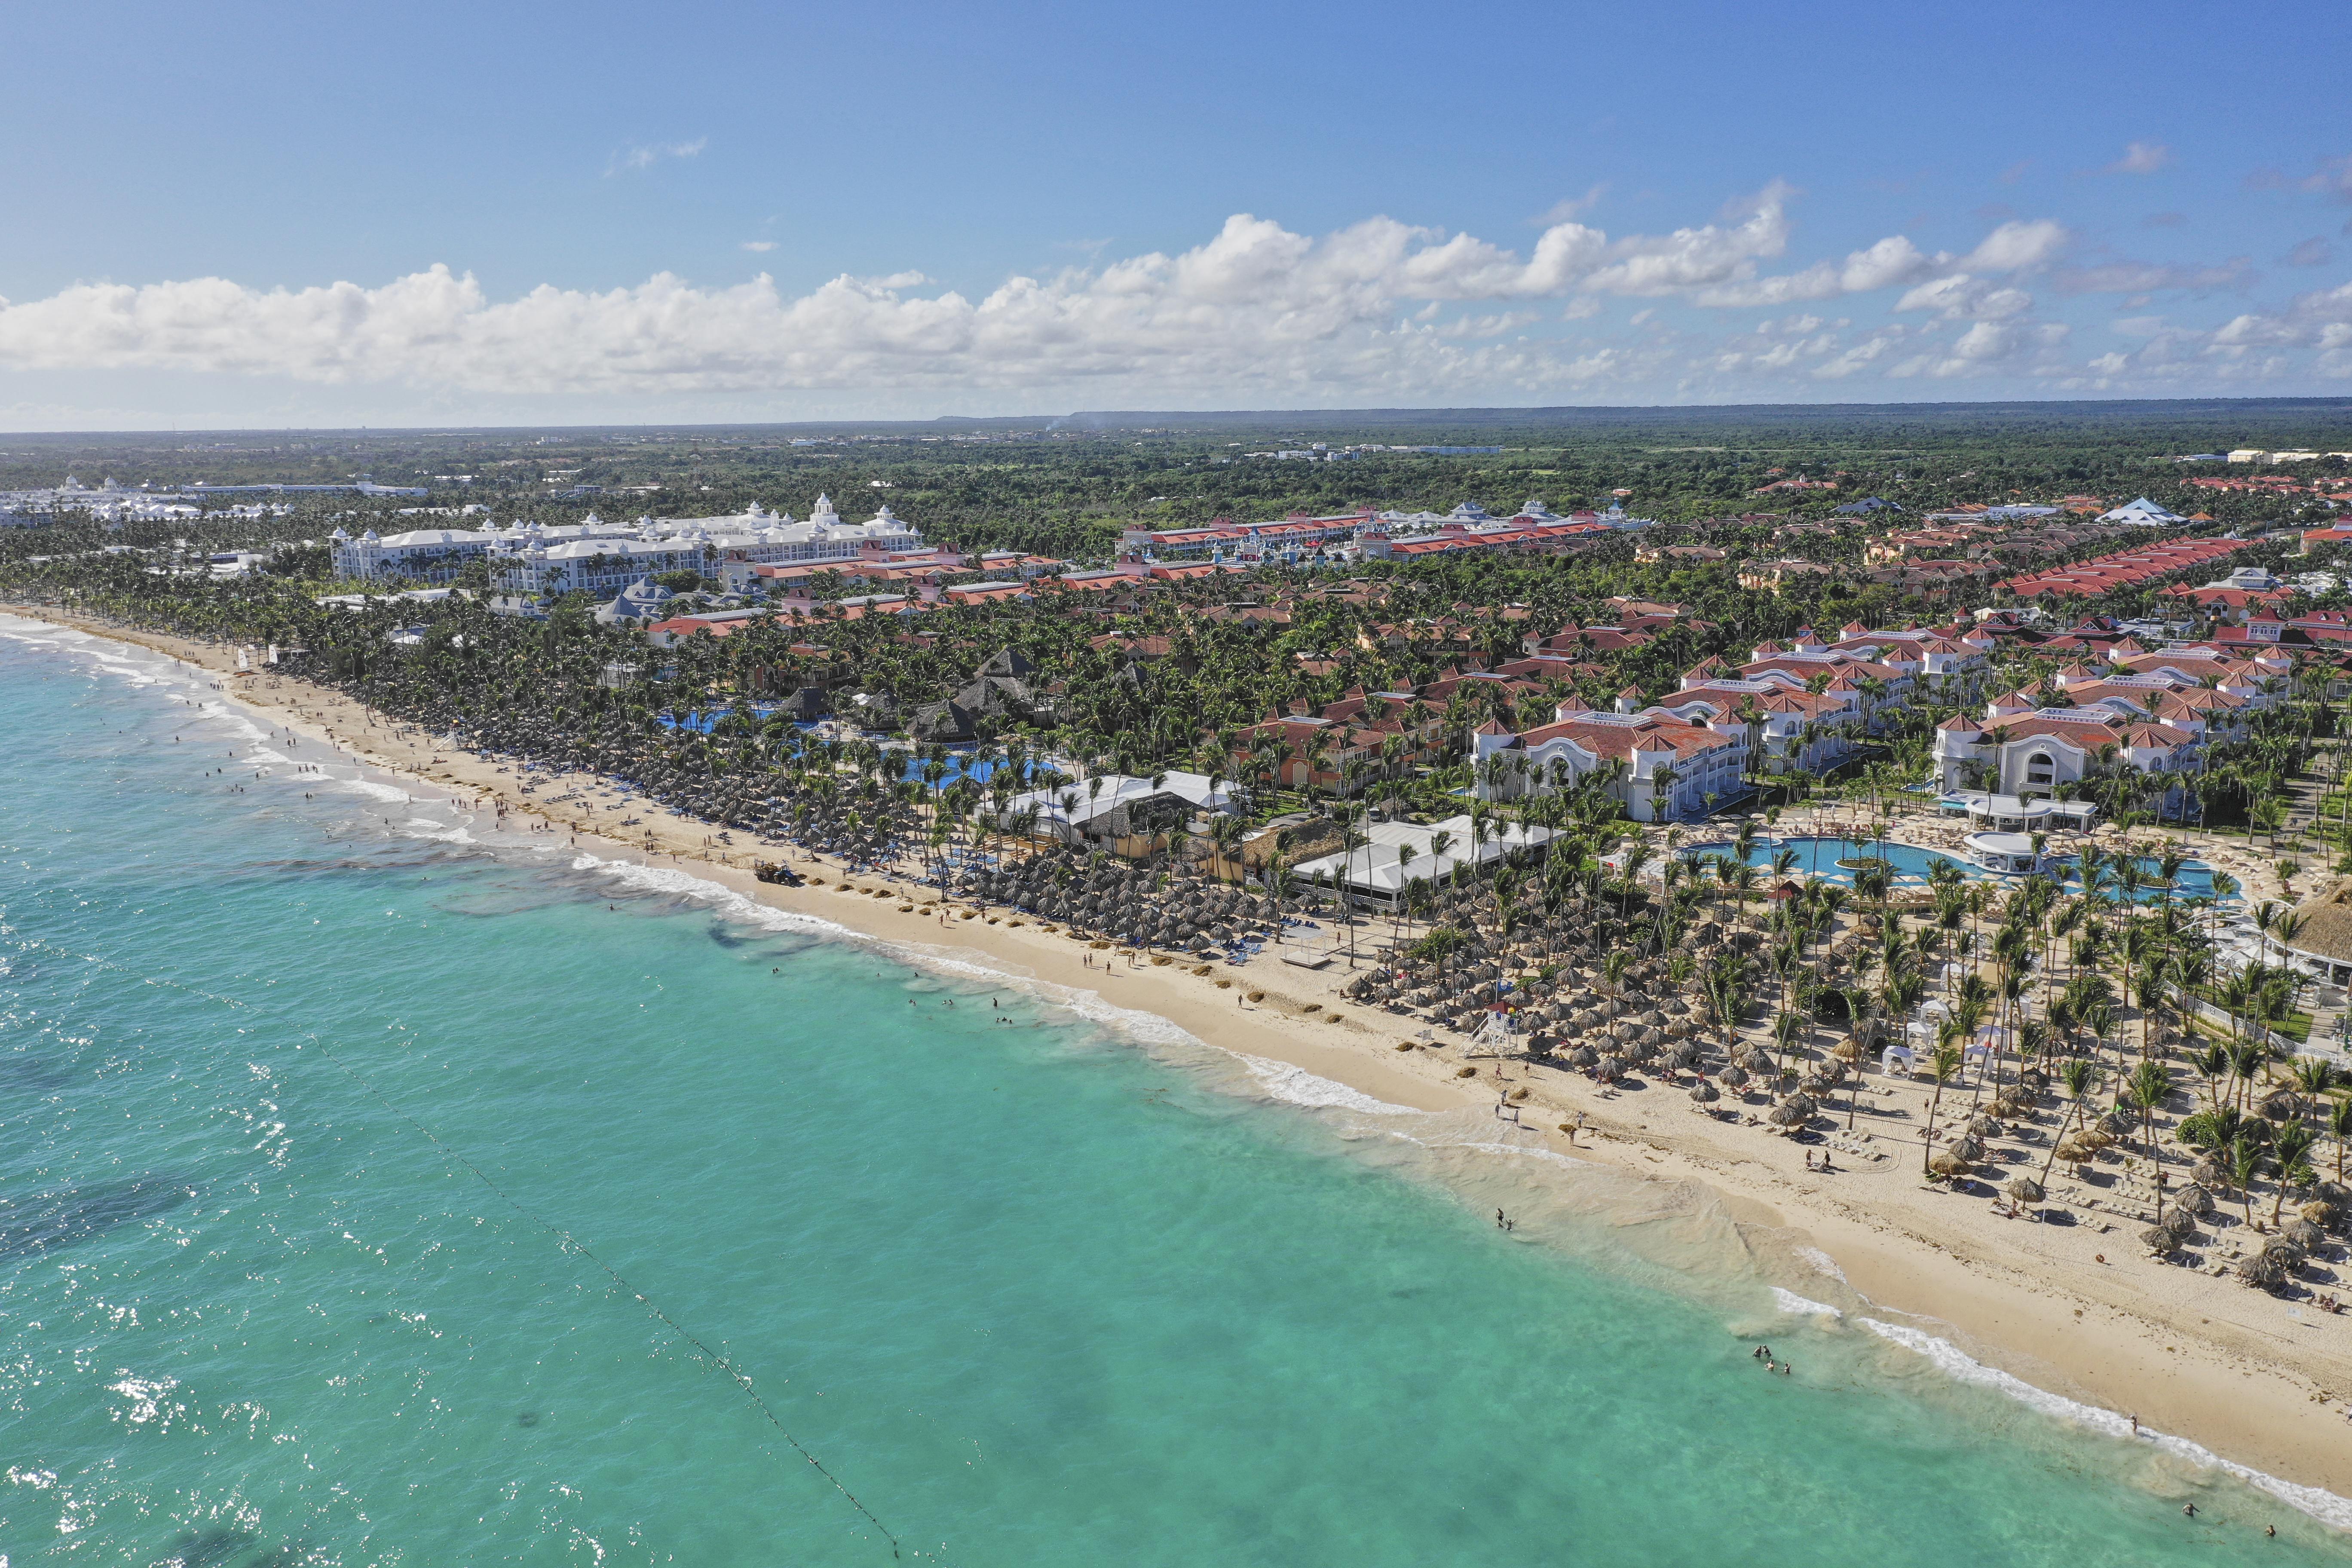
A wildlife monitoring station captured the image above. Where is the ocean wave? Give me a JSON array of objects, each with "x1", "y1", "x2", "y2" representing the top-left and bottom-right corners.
[
  {"x1": 1859, "y1": 1316, "x2": 2352, "y2": 1530},
  {"x1": 1795, "y1": 1246, "x2": 1847, "y2": 1283},
  {"x1": 1234, "y1": 1053, "x2": 1423, "y2": 1116},
  {"x1": 340, "y1": 779, "x2": 413, "y2": 804},
  {"x1": 1444, "y1": 1138, "x2": 1592, "y2": 1168},
  {"x1": 570, "y1": 854, "x2": 863, "y2": 943},
  {"x1": 1770, "y1": 1287, "x2": 1843, "y2": 1319}
]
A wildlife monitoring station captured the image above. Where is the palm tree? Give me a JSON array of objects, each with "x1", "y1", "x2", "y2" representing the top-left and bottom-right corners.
[
  {"x1": 2039, "y1": 1057, "x2": 2100, "y2": 1188},
  {"x1": 2271, "y1": 1123, "x2": 2318, "y2": 1226},
  {"x1": 1923, "y1": 1040, "x2": 1965, "y2": 1177},
  {"x1": 1391, "y1": 843, "x2": 1418, "y2": 948},
  {"x1": 2125, "y1": 1058, "x2": 2172, "y2": 1226},
  {"x1": 2328, "y1": 1095, "x2": 2352, "y2": 1182},
  {"x1": 2226, "y1": 1136, "x2": 2265, "y2": 1230}
]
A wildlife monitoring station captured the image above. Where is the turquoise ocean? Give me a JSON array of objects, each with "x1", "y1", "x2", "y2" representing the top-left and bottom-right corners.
[{"x1": 2, "y1": 615, "x2": 2348, "y2": 1567}]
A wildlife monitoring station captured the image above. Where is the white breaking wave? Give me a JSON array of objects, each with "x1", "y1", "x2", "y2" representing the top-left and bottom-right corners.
[
  {"x1": 1795, "y1": 1246, "x2": 1848, "y2": 1283},
  {"x1": 571, "y1": 854, "x2": 863, "y2": 943},
  {"x1": 1770, "y1": 1287, "x2": 1843, "y2": 1319},
  {"x1": 341, "y1": 779, "x2": 413, "y2": 804},
  {"x1": 1235, "y1": 1053, "x2": 1424, "y2": 1116},
  {"x1": 1859, "y1": 1316, "x2": 2352, "y2": 1530},
  {"x1": 1445, "y1": 1138, "x2": 1592, "y2": 1168}
]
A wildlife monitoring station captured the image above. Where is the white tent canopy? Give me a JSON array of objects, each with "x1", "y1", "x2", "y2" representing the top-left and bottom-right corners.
[
  {"x1": 1292, "y1": 814, "x2": 1556, "y2": 903},
  {"x1": 997, "y1": 770, "x2": 1239, "y2": 839},
  {"x1": 2097, "y1": 497, "x2": 2187, "y2": 525}
]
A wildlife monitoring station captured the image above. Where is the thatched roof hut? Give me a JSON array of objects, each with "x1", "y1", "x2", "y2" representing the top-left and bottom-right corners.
[{"x1": 2287, "y1": 875, "x2": 2352, "y2": 980}]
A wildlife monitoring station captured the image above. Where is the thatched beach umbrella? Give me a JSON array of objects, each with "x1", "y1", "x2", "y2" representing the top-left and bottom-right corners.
[
  {"x1": 1929, "y1": 1147, "x2": 1973, "y2": 1178},
  {"x1": 2005, "y1": 1175, "x2": 2045, "y2": 1204},
  {"x1": 1689, "y1": 1080, "x2": 1721, "y2": 1107},
  {"x1": 2175, "y1": 1183, "x2": 2215, "y2": 1216}
]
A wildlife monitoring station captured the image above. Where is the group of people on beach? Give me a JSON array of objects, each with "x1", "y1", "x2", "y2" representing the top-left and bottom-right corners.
[{"x1": 1751, "y1": 1344, "x2": 1792, "y2": 1377}]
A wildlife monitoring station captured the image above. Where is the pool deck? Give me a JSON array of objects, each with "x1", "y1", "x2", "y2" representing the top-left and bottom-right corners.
[{"x1": 1751, "y1": 802, "x2": 2280, "y2": 908}]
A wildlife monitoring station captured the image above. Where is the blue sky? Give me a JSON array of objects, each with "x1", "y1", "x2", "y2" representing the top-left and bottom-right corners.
[{"x1": 3, "y1": 0, "x2": 2349, "y2": 428}]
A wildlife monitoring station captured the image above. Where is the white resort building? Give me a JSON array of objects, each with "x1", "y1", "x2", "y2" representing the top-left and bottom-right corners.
[
  {"x1": 331, "y1": 494, "x2": 925, "y2": 596},
  {"x1": 1469, "y1": 705, "x2": 1748, "y2": 823},
  {"x1": 1932, "y1": 707, "x2": 2204, "y2": 811}
]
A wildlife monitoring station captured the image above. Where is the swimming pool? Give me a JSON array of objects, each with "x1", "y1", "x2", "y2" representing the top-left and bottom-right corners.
[
  {"x1": 1684, "y1": 837, "x2": 1968, "y2": 887},
  {"x1": 1684, "y1": 836, "x2": 2230, "y2": 902}
]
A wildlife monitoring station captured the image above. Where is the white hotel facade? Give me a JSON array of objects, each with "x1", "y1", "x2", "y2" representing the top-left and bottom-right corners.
[{"x1": 329, "y1": 495, "x2": 924, "y2": 595}]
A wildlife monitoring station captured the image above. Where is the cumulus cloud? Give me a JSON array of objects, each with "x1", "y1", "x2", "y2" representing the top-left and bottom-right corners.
[
  {"x1": 1959, "y1": 219, "x2": 2069, "y2": 272},
  {"x1": 2211, "y1": 280, "x2": 2352, "y2": 373},
  {"x1": 0, "y1": 196, "x2": 2324, "y2": 405},
  {"x1": 1690, "y1": 235, "x2": 1935, "y2": 306},
  {"x1": 608, "y1": 138, "x2": 707, "y2": 175},
  {"x1": 741, "y1": 240, "x2": 777, "y2": 253},
  {"x1": 1890, "y1": 320, "x2": 2070, "y2": 380},
  {"x1": 0, "y1": 196, "x2": 1820, "y2": 397},
  {"x1": 2105, "y1": 141, "x2": 2174, "y2": 176},
  {"x1": 1895, "y1": 275, "x2": 2034, "y2": 321},
  {"x1": 1691, "y1": 215, "x2": 2066, "y2": 307}
]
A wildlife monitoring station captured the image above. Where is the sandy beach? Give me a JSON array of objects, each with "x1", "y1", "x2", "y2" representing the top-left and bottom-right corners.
[{"x1": 12, "y1": 601, "x2": 2352, "y2": 1510}]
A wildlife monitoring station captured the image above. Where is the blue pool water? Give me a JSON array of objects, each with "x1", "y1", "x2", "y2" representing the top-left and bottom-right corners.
[
  {"x1": 1689, "y1": 836, "x2": 2230, "y2": 901},
  {"x1": 1686, "y1": 837, "x2": 1971, "y2": 886}
]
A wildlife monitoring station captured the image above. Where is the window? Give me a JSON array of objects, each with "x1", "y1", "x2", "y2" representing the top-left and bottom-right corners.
[{"x1": 2024, "y1": 750, "x2": 2055, "y2": 787}]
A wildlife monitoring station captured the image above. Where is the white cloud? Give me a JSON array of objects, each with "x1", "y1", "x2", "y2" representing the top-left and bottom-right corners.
[
  {"x1": 1959, "y1": 219, "x2": 2069, "y2": 272},
  {"x1": 609, "y1": 138, "x2": 707, "y2": 175},
  {"x1": 2105, "y1": 141, "x2": 2174, "y2": 176},
  {"x1": 0, "y1": 196, "x2": 2326, "y2": 408},
  {"x1": 1894, "y1": 275, "x2": 2034, "y2": 320},
  {"x1": 1688, "y1": 214, "x2": 2066, "y2": 307},
  {"x1": 741, "y1": 240, "x2": 777, "y2": 253},
  {"x1": 1534, "y1": 184, "x2": 1608, "y2": 225},
  {"x1": 2209, "y1": 280, "x2": 2352, "y2": 373},
  {"x1": 1692, "y1": 234, "x2": 1935, "y2": 306},
  {"x1": 0, "y1": 198, "x2": 1813, "y2": 397}
]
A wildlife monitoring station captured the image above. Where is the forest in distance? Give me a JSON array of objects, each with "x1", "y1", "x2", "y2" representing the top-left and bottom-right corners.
[{"x1": 5, "y1": 398, "x2": 2352, "y2": 565}]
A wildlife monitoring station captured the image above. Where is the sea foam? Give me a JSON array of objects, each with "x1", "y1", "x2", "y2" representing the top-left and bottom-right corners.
[{"x1": 1859, "y1": 1316, "x2": 2352, "y2": 1529}]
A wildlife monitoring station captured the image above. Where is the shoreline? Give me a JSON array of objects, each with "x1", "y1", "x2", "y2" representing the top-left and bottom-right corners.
[{"x1": 9, "y1": 601, "x2": 2352, "y2": 1520}]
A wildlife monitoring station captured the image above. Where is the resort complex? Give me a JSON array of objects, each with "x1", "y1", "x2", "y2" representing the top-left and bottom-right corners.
[{"x1": 8, "y1": 410, "x2": 2352, "y2": 1543}]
